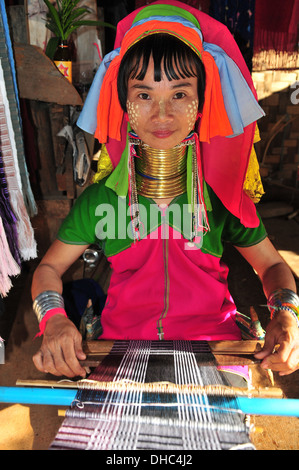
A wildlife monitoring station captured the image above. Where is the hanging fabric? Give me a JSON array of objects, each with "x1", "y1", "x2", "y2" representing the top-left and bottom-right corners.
[
  {"x1": 0, "y1": 148, "x2": 21, "y2": 296},
  {"x1": 0, "y1": 215, "x2": 20, "y2": 296},
  {"x1": 0, "y1": 0, "x2": 37, "y2": 273},
  {"x1": 0, "y1": 0, "x2": 37, "y2": 218},
  {"x1": 0, "y1": 60, "x2": 37, "y2": 263},
  {"x1": 0, "y1": 149, "x2": 21, "y2": 266},
  {"x1": 254, "y1": 0, "x2": 299, "y2": 53}
]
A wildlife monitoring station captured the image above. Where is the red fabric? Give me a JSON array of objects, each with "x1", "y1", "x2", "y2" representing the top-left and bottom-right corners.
[
  {"x1": 35, "y1": 308, "x2": 68, "y2": 337},
  {"x1": 106, "y1": 0, "x2": 260, "y2": 228},
  {"x1": 254, "y1": 0, "x2": 299, "y2": 52}
]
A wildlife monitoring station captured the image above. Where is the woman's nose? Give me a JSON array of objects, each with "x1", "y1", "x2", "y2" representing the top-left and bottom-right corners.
[
  {"x1": 159, "y1": 100, "x2": 166, "y2": 119},
  {"x1": 152, "y1": 99, "x2": 172, "y2": 122}
]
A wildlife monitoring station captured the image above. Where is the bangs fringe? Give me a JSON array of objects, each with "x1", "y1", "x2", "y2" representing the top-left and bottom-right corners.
[{"x1": 129, "y1": 34, "x2": 198, "y2": 81}]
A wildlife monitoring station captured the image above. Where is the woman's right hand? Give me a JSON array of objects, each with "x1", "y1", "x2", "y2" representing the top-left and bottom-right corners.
[{"x1": 33, "y1": 314, "x2": 87, "y2": 378}]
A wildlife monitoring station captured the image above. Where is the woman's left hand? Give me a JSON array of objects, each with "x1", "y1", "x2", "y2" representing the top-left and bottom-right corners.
[{"x1": 255, "y1": 310, "x2": 299, "y2": 375}]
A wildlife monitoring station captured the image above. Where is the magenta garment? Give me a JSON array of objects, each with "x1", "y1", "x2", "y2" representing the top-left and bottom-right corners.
[
  {"x1": 100, "y1": 227, "x2": 241, "y2": 341},
  {"x1": 254, "y1": 0, "x2": 299, "y2": 52},
  {"x1": 106, "y1": 0, "x2": 260, "y2": 228}
]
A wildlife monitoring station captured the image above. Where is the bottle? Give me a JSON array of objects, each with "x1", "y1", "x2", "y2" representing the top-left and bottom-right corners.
[{"x1": 53, "y1": 39, "x2": 72, "y2": 83}]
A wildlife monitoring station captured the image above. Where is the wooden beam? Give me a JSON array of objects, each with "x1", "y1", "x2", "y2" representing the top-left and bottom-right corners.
[
  {"x1": 15, "y1": 379, "x2": 283, "y2": 398},
  {"x1": 83, "y1": 340, "x2": 264, "y2": 356},
  {"x1": 14, "y1": 43, "x2": 83, "y2": 106},
  {"x1": 209, "y1": 340, "x2": 264, "y2": 355}
]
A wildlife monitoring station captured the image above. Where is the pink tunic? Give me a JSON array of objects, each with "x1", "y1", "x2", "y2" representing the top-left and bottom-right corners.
[{"x1": 100, "y1": 226, "x2": 241, "y2": 341}]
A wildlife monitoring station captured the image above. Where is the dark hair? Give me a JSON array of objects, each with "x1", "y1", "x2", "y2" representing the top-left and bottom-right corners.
[{"x1": 117, "y1": 33, "x2": 206, "y2": 112}]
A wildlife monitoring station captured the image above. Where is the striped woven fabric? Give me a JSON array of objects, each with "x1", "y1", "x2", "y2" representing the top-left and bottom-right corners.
[
  {"x1": 50, "y1": 340, "x2": 254, "y2": 450},
  {"x1": 0, "y1": 6, "x2": 37, "y2": 218}
]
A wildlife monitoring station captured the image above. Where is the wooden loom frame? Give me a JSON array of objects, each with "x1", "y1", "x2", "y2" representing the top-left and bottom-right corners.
[
  {"x1": 1, "y1": 340, "x2": 299, "y2": 418},
  {"x1": 14, "y1": 340, "x2": 285, "y2": 399}
]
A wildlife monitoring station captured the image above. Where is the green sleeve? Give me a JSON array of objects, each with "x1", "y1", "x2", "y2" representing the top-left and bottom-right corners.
[{"x1": 222, "y1": 209, "x2": 267, "y2": 247}]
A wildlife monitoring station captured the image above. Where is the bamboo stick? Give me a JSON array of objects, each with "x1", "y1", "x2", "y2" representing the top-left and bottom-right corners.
[{"x1": 15, "y1": 378, "x2": 283, "y2": 398}]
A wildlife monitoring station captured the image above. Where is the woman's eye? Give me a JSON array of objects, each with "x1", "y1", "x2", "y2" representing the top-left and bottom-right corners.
[
  {"x1": 174, "y1": 92, "x2": 186, "y2": 99},
  {"x1": 138, "y1": 93, "x2": 150, "y2": 100}
]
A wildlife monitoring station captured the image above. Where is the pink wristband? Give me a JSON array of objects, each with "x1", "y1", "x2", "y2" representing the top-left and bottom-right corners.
[{"x1": 36, "y1": 308, "x2": 68, "y2": 337}]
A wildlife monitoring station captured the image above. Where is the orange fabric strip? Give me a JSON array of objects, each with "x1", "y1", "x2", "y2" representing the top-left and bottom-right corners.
[{"x1": 199, "y1": 51, "x2": 233, "y2": 142}]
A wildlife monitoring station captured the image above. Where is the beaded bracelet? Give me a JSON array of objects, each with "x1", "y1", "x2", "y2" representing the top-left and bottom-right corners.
[{"x1": 267, "y1": 288, "x2": 299, "y2": 328}]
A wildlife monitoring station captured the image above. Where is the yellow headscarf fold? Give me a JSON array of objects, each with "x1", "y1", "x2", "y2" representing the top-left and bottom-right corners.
[{"x1": 243, "y1": 125, "x2": 265, "y2": 203}]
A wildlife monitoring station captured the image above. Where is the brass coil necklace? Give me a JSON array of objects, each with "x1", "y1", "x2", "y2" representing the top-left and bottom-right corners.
[{"x1": 135, "y1": 143, "x2": 187, "y2": 198}]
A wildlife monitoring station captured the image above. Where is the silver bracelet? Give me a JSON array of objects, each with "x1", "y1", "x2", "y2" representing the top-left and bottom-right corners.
[{"x1": 33, "y1": 291, "x2": 65, "y2": 323}]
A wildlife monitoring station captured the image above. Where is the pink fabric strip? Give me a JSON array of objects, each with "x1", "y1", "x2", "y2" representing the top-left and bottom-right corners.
[
  {"x1": 35, "y1": 308, "x2": 68, "y2": 337},
  {"x1": 217, "y1": 365, "x2": 250, "y2": 383}
]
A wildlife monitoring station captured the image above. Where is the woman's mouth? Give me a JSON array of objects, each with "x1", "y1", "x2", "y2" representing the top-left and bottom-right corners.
[{"x1": 152, "y1": 130, "x2": 174, "y2": 138}]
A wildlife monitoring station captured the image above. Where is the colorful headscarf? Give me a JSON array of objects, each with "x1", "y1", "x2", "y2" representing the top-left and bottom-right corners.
[
  {"x1": 77, "y1": 0, "x2": 265, "y2": 227},
  {"x1": 95, "y1": 15, "x2": 232, "y2": 144}
]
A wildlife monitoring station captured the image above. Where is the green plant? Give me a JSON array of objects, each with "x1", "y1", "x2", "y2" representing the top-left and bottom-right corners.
[{"x1": 44, "y1": 0, "x2": 116, "y2": 59}]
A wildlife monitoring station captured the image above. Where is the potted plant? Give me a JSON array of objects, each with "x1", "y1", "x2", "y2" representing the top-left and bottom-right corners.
[{"x1": 44, "y1": 0, "x2": 116, "y2": 59}]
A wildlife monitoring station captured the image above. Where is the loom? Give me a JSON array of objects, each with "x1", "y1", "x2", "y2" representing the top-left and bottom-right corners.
[{"x1": 1, "y1": 339, "x2": 299, "y2": 450}]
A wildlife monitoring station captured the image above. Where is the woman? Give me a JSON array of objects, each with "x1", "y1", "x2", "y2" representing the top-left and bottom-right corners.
[{"x1": 31, "y1": 1, "x2": 299, "y2": 379}]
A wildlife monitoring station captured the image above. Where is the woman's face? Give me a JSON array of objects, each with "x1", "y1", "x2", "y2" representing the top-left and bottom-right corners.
[{"x1": 126, "y1": 56, "x2": 199, "y2": 150}]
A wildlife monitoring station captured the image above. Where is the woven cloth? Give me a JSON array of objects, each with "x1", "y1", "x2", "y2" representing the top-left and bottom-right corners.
[
  {"x1": 0, "y1": 2, "x2": 37, "y2": 218},
  {"x1": 50, "y1": 340, "x2": 254, "y2": 450},
  {"x1": 0, "y1": 1, "x2": 37, "y2": 274}
]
